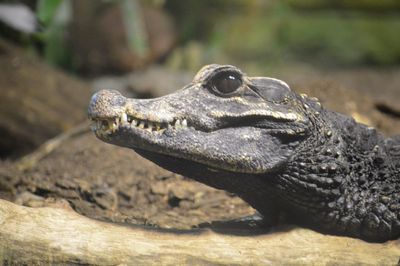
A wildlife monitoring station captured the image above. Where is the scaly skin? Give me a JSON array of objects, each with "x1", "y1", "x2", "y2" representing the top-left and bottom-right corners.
[{"x1": 88, "y1": 64, "x2": 400, "y2": 242}]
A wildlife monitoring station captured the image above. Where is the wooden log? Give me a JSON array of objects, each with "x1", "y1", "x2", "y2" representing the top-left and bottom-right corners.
[
  {"x1": 0, "y1": 199, "x2": 398, "y2": 265},
  {"x1": 0, "y1": 39, "x2": 91, "y2": 157}
]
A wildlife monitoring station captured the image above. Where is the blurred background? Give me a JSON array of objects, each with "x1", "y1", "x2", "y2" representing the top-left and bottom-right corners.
[
  {"x1": 2, "y1": 0, "x2": 400, "y2": 72},
  {"x1": 1, "y1": 0, "x2": 400, "y2": 157}
]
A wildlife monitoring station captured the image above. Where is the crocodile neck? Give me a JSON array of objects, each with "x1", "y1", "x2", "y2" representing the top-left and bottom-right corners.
[
  {"x1": 136, "y1": 109, "x2": 400, "y2": 242},
  {"x1": 273, "y1": 110, "x2": 400, "y2": 241}
]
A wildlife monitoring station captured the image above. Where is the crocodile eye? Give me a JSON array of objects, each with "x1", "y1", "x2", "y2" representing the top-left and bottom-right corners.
[{"x1": 209, "y1": 71, "x2": 242, "y2": 95}]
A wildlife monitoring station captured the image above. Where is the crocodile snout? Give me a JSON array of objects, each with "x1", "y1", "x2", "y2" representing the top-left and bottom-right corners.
[{"x1": 88, "y1": 89, "x2": 127, "y2": 120}]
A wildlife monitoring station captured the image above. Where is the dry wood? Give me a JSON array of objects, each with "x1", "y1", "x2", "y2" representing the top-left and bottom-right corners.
[{"x1": 0, "y1": 199, "x2": 399, "y2": 265}]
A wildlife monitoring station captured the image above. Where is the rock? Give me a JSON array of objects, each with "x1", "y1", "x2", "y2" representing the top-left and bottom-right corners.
[{"x1": 69, "y1": 1, "x2": 176, "y2": 75}]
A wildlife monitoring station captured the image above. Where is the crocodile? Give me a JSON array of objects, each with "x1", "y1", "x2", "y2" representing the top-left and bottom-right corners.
[{"x1": 88, "y1": 64, "x2": 400, "y2": 242}]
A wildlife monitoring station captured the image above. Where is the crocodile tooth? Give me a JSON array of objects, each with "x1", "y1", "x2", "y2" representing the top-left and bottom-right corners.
[
  {"x1": 182, "y1": 119, "x2": 188, "y2": 127},
  {"x1": 156, "y1": 124, "x2": 161, "y2": 131},
  {"x1": 131, "y1": 119, "x2": 137, "y2": 126},
  {"x1": 175, "y1": 119, "x2": 181, "y2": 128},
  {"x1": 121, "y1": 113, "x2": 127, "y2": 124},
  {"x1": 138, "y1": 121, "x2": 145, "y2": 128},
  {"x1": 111, "y1": 121, "x2": 118, "y2": 132},
  {"x1": 148, "y1": 122, "x2": 154, "y2": 131}
]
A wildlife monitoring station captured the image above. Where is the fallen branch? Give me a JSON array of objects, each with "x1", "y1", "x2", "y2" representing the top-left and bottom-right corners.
[
  {"x1": 16, "y1": 122, "x2": 91, "y2": 171},
  {"x1": 0, "y1": 199, "x2": 398, "y2": 265}
]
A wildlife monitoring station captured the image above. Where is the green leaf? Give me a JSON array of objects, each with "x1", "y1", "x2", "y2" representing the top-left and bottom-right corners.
[
  {"x1": 37, "y1": 0, "x2": 63, "y2": 25},
  {"x1": 119, "y1": 0, "x2": 149, "y2": 57}
]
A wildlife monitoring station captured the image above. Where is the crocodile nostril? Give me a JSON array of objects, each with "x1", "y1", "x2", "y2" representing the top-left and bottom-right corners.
[{"x1": 88, "y1": 89, "x2": 127, "y2": 119}]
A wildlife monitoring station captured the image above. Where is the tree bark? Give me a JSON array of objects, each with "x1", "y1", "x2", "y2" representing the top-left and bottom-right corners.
[{"x1": 0, "y1": 199, "x2": 398, "y2": 265}]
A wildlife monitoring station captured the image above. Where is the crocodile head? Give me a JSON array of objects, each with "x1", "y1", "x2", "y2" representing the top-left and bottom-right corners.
[{"x1": 88, "y1": 65, "x2": 317, "y2": 179}]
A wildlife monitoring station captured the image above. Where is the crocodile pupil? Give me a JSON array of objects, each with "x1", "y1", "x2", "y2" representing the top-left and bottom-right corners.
[{"x1": 212, "y1": 73, "x2": 242, "y2": 94}]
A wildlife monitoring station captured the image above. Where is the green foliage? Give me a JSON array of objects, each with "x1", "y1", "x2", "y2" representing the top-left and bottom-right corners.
[
  {"x1": 120, "y1": 0, "x2": 149, "y2": 57},
  {"x1": 6, "y1": 0, "x2": 400, "y2": 70},
  {"x1": 205, "y1": 3, "x2": 400, "y2": 66},
  {"x1": 36, "y1": 0, "x2": 72, "y2": 68},
  {"x1": 164, "y1": 0, "x2": 245, "y2": 42},
  {"x1": 36, "y1": 0, "x2": 63, "y2": 25},
  {"x1": 277, "y1": 11, "x2": 400, "y2": 65},
  {"x1": 284, "y1": 0, "x2": 400, "y2": 10}
]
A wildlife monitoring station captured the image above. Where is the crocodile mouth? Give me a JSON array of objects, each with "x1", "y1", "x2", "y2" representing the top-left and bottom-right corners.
[
  {"x1": 90, "y1": 112, "x2": 191, "y2": 136},
  {"x1": 91, "y1": 111, "x2": 306, "y2": 139}
]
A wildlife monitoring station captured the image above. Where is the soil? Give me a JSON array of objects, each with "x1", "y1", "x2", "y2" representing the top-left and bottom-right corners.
[
  {"x1": 9, "y1": 131, "x2": 254, "y2": 229},
  {"x1": 0, "y1": 63, "x2": 399, "y2": 231}
]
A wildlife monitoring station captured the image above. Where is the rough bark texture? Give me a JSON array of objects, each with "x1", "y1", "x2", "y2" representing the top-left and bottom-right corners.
[{"x1": 0, "y1": 199, "x2": 399, "y2": 265}]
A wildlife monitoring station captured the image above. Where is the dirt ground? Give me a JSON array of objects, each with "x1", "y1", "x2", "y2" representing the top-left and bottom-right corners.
[{"x1": 0, "y1": 62, "x2": 400, "y2": 231}]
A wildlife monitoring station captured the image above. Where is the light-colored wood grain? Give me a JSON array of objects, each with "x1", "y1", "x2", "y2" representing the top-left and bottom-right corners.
[{"x1": 0, "y1": 199, "x2": 398, "y2": 265}]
